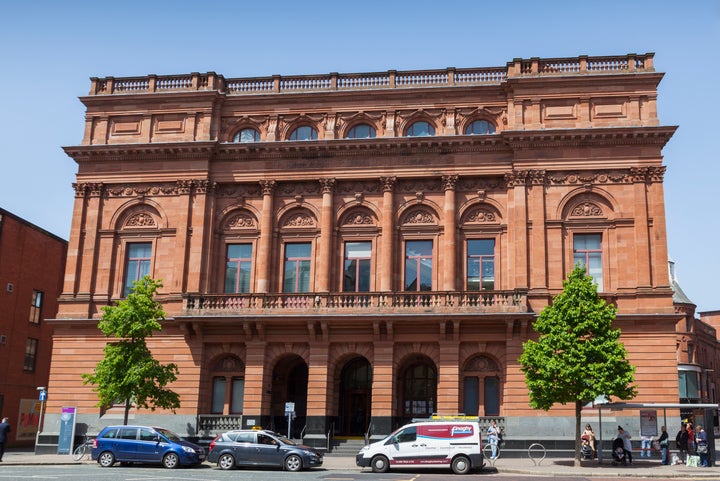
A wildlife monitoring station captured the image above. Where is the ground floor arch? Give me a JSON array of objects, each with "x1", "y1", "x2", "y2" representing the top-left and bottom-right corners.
[
  {"x1": 337, "y1": 356, "x2": 372, "y2": 436},
  {"x1": 270, "y1": 354, "x2": 308, "y2": 437},
  {"x1": 396, "y1": 354, "x2": 438, "y2": 426}
]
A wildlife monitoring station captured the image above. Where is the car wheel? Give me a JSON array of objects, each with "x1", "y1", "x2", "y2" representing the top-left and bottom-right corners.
[
  {"x1": 284, "y1": 454, "x2": 302, "y2": 472},
  {"x1": 451, "y1": 455, "x2": 471, "y2": 475},
  {"x1": 98, "y1": 451, "x2": 115, "y2": 468},
  {"x1": 218, "y1": 453, "x2": 235, "y2": 470},
  {"x1": 371, "y1": 455, "x2": 389, "y2": 473},
  {"x1": 162, "y1": 452, "x2": 180, "y2": 469}
]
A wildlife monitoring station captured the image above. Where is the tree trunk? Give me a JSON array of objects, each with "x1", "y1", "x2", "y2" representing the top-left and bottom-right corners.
[
  {"x1": 123, "y1": 398, "x2": 131, "y2": 426},
  {"x1": 574, "y1": 400, "x2": 582, "y2": 467}
]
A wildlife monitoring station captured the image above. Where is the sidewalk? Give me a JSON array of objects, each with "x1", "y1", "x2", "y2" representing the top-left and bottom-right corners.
[{"x1": 2, "y1": 449, "x2": 719, "y2": 478}]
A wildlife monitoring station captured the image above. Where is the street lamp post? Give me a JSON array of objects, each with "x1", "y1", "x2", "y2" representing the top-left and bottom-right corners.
[{"x1": 34, "y1": 387, "x2": 46, "y2": 454}]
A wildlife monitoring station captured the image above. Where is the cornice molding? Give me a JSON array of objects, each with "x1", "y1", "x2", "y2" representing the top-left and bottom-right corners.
[
  {"x1": 504, "y1": 126, "x2": 677, "y2": 150},
  {"x1": 62, "y1": 126, "x2": 676, "y2": 163}
]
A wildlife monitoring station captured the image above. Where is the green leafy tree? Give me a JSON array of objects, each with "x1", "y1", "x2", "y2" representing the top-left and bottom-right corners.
[
  {"x1": 519, "y1": 265, "x2": 637, "y2": 465},
  {"x1": 82, "y1": 276, "x2": 180, "y2": 425}
]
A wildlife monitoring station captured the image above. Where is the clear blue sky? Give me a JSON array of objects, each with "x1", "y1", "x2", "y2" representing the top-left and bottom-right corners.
[{"x1": 1, "y1": 1, "x2": 718, "y2": 312}]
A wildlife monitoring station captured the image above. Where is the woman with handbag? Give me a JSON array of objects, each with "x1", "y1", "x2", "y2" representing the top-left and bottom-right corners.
[{"x1": 696, "y1": 425, "x2": 709, "y2": 467}]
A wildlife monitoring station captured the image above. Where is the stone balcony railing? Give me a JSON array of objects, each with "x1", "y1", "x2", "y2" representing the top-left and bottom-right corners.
[
  {"x1": 88, "y1": 53, "x2": 654, "y2": 96},
  {"x1": 183, "y1": 290, "x2": 528, "y2": 316}
]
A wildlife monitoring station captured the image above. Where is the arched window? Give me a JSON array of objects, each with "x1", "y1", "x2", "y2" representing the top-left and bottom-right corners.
[
  {"x1": 465, "y1": 120, "x2": 496, "y2": 135},
  {"x1": 406, "y1": 121, "x2": 435, "y2": 137},
  {"x1": 345, "y1": 124, "x2": 376, "y2": 139},
  {"x1": 288, "y1": 125, "x2": 318, "y2": 141},
  {"x1": 233, "y1": 128, "x2": 261, "y2": 143}
]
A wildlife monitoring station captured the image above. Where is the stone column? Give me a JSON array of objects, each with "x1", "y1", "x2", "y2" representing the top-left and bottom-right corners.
[
  {"x1": 528, "y1": 171, "x2": 547, "y2": 290},
  {"x1": 442, "y1": 175, "x2": 458, "y2": 291},
  {"x1": 631, "y1": 168, "x2": 652, "y2": 288},
  {"x1": 256, "y1": 180, "x2": 276, "y2": 293},
  {"x1": 317, "y1": 178, "x2": 336, "y2": 292},
  {"x1": 646, "y1": 167, "x2": 670, "y2": 289},
  {"x1": 370, "y1": 339, "x2": 394, "y2": 437},
  {"x1": 437, "y1": 338, "x2": 460, "y2": 415},
  {"x1": 71, "y1": 183, "x2": 103, "y2": 308},
  {"x1": 379, "y1": 177, "x2": 397, "y2": 292},
  {"x1": 506, "y1": 171, "x2": 529, "y2": 289},
  {"x1": 305, "y1": 337, "x2": 330, "y2": 449},
  {"x1": 241, "y1": 341, "x2": 269, "y2": 429}
]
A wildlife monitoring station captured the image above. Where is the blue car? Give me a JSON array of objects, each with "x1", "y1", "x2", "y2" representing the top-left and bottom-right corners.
[{"x1": 91, "y1": 425, "x2": 205, "y2": 468}]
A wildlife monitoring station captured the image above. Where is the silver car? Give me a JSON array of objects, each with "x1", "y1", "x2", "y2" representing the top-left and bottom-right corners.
[{"x1": 207, "y1": 429, "x2": 323, "y2": 471}]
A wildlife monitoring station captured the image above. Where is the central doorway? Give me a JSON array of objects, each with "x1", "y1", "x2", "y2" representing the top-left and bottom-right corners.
[{"x1": 338, "y1": 357, "x2": 372, "y2": 436}]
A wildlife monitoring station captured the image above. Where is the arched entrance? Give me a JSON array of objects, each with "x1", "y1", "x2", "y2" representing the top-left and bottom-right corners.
[
  {"x1": 338, "y1": 357, "x2": 372, "y2": 436},
  {"x1": 270, "y1": 355, "x2": 308, "y2": 438},
  {"x1": 397, "y1": 355, "x2": 437, "y2": 425}
]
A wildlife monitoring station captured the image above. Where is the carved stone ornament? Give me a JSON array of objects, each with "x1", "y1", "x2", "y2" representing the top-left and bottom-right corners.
[
  {"x1": 226, "y1": 213, "x2": 256, "y2": 229},
  {"x1": 465, "y1": 208, "x2": 497, "y2": 223},
  {"x1": 571, "y1": 201, "x2": 603, "y2": 217},
  {"x1": 380, "y1": 176, "x2": 397, "y2": 192},
  {"x1": 125, "y1": 212, "x2": 157, "y2": 228},
  {"x1": 342, "y1": 210, "x2": 375, "y2": 226},
  {"x1": 442, "y1": 175, "x2": 458, "y2": 191},
  {"x1": 465, "y1": 355, "x2": 499, "y2": 372},
  {"x1": 401, "y1": 208, "x2": 436, "y2": 225},
  {"x1": 283, "y1": 213, "x2": 316, "y2": 227},
  {"x1": 212, "y1": 356, "x2": 244, "y2": 372}
]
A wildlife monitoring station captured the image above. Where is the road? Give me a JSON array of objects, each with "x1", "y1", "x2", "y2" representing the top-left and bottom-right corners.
[{"x1": 0, "y1": 464, "x2": 687, "y2": 481}]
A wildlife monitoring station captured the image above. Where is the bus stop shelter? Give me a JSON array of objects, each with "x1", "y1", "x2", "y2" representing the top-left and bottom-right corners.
[{"x1": 590, "y1": 402, "x2": 718, "y2": 465}]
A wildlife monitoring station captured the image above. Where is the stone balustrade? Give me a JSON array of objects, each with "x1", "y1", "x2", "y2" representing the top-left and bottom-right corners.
[
  {"x1": 88, "y1": 53, "x2": 654, "y2": 96},
  {"x1": 183, "y1": 290, "x2": 528, "y2": 315}
]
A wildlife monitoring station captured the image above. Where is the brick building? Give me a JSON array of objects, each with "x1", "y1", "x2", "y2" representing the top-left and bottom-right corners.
[
  {"x1": 0, "y1": 209, "x2": 66, "y2": 446},
  {"x1": 48, "y1": 53, "x2": 682, "y2": 448}
]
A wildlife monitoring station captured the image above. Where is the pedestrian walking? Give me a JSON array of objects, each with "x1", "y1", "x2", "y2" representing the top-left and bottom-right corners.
[
  {"x1": 487, "y1": 421, "x2": 499, "y2": 459},
  {"x1": 0, "y1": 417, "x2": 11, "y2": 462},
  {"x1": 657, "y1": 425, "x2": 670, "y2": 465}
]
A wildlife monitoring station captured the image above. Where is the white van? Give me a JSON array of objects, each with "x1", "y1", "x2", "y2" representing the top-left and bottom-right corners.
[{"x1": 355, "y1": 420, "x2": 483, "y2": 474}]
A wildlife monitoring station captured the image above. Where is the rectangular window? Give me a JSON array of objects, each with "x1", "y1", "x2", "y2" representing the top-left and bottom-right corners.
[
  {"x1": 573, "y1": 234, "x2": 603, "y2": 291},
  {"x1": 467, "y1": 239, "x2": 495, "y2": 291},
  {"x1": 124, "y1": 242, "x2": 152, "y2": 297},
  {"x1": 283, "y1": 243, "x2": 311, "y2": 293},
  {"x1": 29, "y1": 290, "x2": 43, "y2": 324},
  {"x1": 679, "y1": 370, "x2": 700, "y2": 400},
  {"x1": 404, "y1": 240, "x2": 433, "y2": 291},
  {"x1": 343, "y1": 241, "x2": 371, "y2": 292},
  {"x1": 231, "y1": 378, "x2": 244, "y2": 414},
  {"x1": 225, "y1": 244, "x2": 252, "y2": 293},
  {"x1": 212, "y1": 377, "x2": 226, "y2": 414},
  {"x1": 24, "y1": 338, "x2": 38, "y2": 372}
]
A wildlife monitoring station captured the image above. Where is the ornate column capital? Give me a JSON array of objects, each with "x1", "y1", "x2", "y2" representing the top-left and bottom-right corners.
[
  {"x1": 260, "y1": 179, "x2": 277, "y2": 195},
  {"x1": 319, "y1": 177, "x2": 336, "y2": 194},
  {"x1": 380, "y1": 176, "x2": 397, "y2": 193},
  {"x1": 442, "y1": 174, "x2": 459, "y2": 191}
]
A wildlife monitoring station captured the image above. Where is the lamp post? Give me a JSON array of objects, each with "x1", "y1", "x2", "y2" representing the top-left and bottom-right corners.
[{"x1": 34, "y1": 387, "x2": 46, "y2": 454}]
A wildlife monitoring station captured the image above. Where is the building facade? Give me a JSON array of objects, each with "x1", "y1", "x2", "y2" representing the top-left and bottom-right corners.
[
  {"x1": 0, "y1": 209, "x2": 67, "y2": 446},
  {"x1": 48, "y1": 53, "x2": 681, "y2": 447}
]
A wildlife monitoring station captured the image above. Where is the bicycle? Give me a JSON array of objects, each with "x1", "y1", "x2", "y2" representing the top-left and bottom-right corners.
[{"x1": 72, "y1": 435, "x2": 94, "y2": 461}]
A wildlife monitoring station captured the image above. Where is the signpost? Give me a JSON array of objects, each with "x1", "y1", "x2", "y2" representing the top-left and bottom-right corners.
[
  {"x1": 285, "y1": 402, "x2": 295, "y2": 439},
  {"x1": 34, "y1": 387, "x2": 46, "y2": 452}
]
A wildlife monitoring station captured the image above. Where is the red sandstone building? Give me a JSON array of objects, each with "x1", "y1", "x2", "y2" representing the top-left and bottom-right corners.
[
  {"x1": 0, "y1": 209, "x2": 66, "y2": 446},
  {"x1": 48, "y1": 53, "x2": 686, "y2": 448}
]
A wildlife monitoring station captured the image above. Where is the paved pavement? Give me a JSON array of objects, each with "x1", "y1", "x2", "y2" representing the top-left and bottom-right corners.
[{"x1": 1, "y1": 449, "x2": 719, "y2": 478}]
